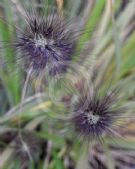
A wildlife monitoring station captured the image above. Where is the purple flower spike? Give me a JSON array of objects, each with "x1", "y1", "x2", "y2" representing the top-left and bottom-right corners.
[
  {"x1": 15, "y1": 8, "x2": 78, "y2": 74},
  {"x1": 72, "y1": 88, "x2": 122, "y2": 142}
]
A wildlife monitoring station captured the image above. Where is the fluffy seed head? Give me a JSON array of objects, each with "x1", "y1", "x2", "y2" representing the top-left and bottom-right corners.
[
  {"x1": 16, "y1": 8, "x2": 77, "y2": 74},
  {"x1": 72, "y1": 88, "x2": 121, "y2": 141}
]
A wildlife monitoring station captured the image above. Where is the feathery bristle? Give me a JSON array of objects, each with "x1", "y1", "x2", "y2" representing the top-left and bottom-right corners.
[
  {"x1": 71, "y1": 87, "x2": 122, "y2": 141},
  {"x1": 15, "y1": 7, "x2": 78, "y2": 75}
]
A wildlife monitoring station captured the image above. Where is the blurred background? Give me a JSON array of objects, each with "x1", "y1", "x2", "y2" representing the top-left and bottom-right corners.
[{"x1": 0, "y1": 0, "x2": 135, "y2": 169}]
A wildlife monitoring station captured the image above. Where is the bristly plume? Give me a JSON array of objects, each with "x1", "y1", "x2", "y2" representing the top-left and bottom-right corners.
[
  {"x1": 71, "y1": 86, "x2": 123, "y2": 142},
  {"x1": 13, "y1": 6, "x2": 79, "y2": 75}
]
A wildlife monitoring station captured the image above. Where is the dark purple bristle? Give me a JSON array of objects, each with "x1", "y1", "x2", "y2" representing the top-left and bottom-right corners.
[
  {"x1": 72, "y1": 89, "x2": 121, "y2": 141},
  {"x1": 16, "y1": 10, "x2": 77, "y2": 74}
]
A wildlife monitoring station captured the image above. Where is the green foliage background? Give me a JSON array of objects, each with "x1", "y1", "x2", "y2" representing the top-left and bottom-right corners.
[{"x1": 0, "y1": 0, "x2": 135, "y2": 169}]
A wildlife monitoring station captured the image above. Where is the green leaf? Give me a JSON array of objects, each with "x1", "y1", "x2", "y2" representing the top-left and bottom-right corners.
[{"x1": 78, "y1": 0, "x2": 105, "y2": 49}]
